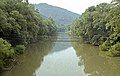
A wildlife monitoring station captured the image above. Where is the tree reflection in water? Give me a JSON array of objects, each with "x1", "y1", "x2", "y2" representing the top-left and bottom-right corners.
[
  {"x1": 2, "y1": 38, "x2": 56, "y2": 76},
  {"x1": 72, "y1": 42, "x2": 120, "y2": 76}
]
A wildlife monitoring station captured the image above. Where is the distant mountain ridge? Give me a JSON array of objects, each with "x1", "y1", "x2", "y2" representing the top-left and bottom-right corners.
[{"x1": 34, "y1": 3, "x2": 80, "y2": 25}]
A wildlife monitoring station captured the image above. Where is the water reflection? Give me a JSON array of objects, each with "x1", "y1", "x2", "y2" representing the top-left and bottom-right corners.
[
  {"x1": 50, "y1": 42, "x2": 71, "y2": 52},
  {"x1": 2, "y1": 40, "x2": 55, "y2": 76},
  {"x1": 72, "y1": 42, "x2": 120, "y2": 76},
  {"x1": 2, "y1": 34, "x2": 120, "y2": 76},
  {"x1": 51, "y1": 33, "x2": 72, "y2": 52},
  {"x1": 35, "y1": 43, "x2": 86, "y2": 76},
  {"x1": 34, "y1": 33, "x2": 87, "y2": 76}
]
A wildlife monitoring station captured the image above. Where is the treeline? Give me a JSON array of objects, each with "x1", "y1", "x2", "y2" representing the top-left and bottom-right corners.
[
  {"x1": 0, "y1": 0, "x2": 57, "y2": 69},
  {"x1": 70, "y1": 0, "x2": 120, "y2": 57}
]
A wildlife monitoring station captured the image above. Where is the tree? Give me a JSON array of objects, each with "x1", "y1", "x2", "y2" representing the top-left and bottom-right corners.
[
  {"x1": 0, "y1": 0, "x2": 57, "y2": 69},
  {"x1": 70, "y1": 1, "x2": 120, "y2": 57}
]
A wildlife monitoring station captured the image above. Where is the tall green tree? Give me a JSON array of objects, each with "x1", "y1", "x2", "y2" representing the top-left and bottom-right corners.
[
  {"x1": 70, "y1": 1, "x2": 120, "y2": 56},
  {"x1": 0, "y1": 0, "x2": 57, "y2": 69}
]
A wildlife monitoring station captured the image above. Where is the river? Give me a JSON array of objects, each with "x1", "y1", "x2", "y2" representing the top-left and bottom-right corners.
[{"x1": 2, "y1": 33, "x2": 120, "y2": 76}]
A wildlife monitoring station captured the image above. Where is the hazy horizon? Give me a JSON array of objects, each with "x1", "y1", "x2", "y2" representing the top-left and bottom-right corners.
[{"x1": 28, "y1": 0, "x2": 112, "y2": 14}]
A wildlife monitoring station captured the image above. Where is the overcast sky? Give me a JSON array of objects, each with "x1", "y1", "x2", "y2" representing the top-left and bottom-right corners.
[{"x1": 28, "y1": 0, "x2": 112, "y2": 14}]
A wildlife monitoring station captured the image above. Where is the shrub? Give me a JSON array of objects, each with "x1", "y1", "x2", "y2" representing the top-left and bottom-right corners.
[
  {"x1": 0, "y1": 38, "x2": 15, "y2": 58},
  {"x1": 0, "y1": 38, "x2": 14, "y2": 69},
  {"x1": 0, "y1": 60, "x2": 4, "y2": 69},
  {"x1": 15, "y1": 45, "x2": 26, "y2": 54},
  {"x1": 99, "y1": 41, "x2": 111, "y2": 51},
  {"x1": 108, "y1": 43, "x2": 120, "y2": 56}
]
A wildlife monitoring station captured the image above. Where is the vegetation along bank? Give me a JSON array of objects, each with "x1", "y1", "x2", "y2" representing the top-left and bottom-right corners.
[
  {"x1": 70, "y1": 0, "x2": 120, "y2": 57},
  {"x1": 0, "y1": 0, "x2": 57, "y2": 70}
]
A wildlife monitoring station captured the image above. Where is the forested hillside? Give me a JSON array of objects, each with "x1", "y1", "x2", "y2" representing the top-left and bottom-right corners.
[
  {"x1": 70, "y1": 0, "x2": 120, "y2": 57},
  {"x1": 34, "y1": 3, "x2": 80, "y2": 25},
  {"x1": 0, "y1": 0, "x2": 56, "y2": 69}
]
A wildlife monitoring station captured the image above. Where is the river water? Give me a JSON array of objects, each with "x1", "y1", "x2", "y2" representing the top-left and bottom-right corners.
[{"x1": 2, "y1": 33, "x2": 120, "y2": 76}]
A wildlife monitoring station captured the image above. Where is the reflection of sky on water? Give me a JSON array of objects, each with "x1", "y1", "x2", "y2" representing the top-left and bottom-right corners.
[{"x1": 36, "y1": 47, "x2": 87, "y2": 76}]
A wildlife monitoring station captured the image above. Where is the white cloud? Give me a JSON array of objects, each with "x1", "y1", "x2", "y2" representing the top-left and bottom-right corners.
[{"x1": 28, "y1": 0, "x2": 112, "y2": 14}]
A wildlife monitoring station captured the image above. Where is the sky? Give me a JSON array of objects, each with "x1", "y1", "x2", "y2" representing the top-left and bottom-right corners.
[{"x1": 28, "y1": 0, "x2": 112, "y2": 14}]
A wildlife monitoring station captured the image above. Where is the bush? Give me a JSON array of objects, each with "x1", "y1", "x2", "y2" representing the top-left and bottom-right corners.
[
  {"x1": 91, "y1": 35, "x2": 101, "y2": 46},
  {"x1": 0, "y1": 38, "x2": 15, "y2": 58},
  {"x1": 0, "y1": 38, "x2": 14, "y2": 69},
  {"x1": 0, "y1": 60, "x2": 4, "y2": 69},
  {"x1": 108, "y1": 43, "x2": 120, "y2": 57},
  {"x1": 99, "y1": 41, "x2": 111, "y2": 51},
  {"x1": 15, "y1": 45, "x2": 26, "y2": 54}
]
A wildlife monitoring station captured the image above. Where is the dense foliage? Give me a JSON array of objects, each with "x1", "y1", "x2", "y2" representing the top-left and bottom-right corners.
[
  {"x1": 0, "y1": 0, "x2": 56, "y2": 69},
  {"x1": 70, "y1": 0, "x2": 120, "y2": 57},
  {"x1": 0, "y1": 38, "x2": 14, "y2": 69}
]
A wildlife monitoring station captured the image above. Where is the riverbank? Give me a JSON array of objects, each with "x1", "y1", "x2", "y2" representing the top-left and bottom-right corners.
[{"x1": 2, "y1": 33, "x2": 120, "y2": 76}]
